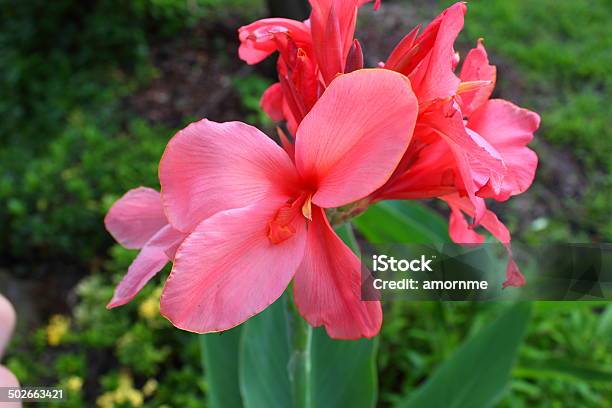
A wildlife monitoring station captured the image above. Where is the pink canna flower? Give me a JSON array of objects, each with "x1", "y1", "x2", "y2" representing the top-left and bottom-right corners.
[
  {"x1": 157, "y1": 69, "x2": 418, "y2": 339},
  {"x1": 373, "y1": 3, "x2": 540, "y2": 286},
  {"x1": 238, "y1": 0, "x2": 380, "y2": 134},
  {"x1": 239, "y1": 1, "x2": 540, "y2": 287},
  {"x1": 385, "y1": 2, "x2": 467, "y2": 107},
  {"x1": 377, "y1": 3, "x2": 505, "y2": 218},
  {"x1": 104, "y1": 187, "x2": 187, "y2": 308},
  {"x1": 376, "y1": 7, "x2": 540, "y2": 205}
]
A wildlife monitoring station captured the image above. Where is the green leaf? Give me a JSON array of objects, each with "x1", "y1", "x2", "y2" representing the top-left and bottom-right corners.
[
  {"x1": 353, "y1": 201, "x2": 449, "y2": 243},
  {"x1": 533, "y1": 301, "x2": 611, "y2": 313},
  {"x1": 597, "y1": 304, "x2": 612, "y2": 340},
  {"x1": 310, "y1": 327, "x2": 379, "y2": 408},
  {"x1": 335, "y1": 221, "x2": 361, "y2": 255},
  {"x1": 239, "y1": 313, "x2": 378, "y2": 408},
  {"x1": 200, "y1": 327, "x2": 244, "y2": 408},
  {"x1": 237, "y1": 223, "x2": 379, "y2": 408},
  {"x1": 514, "y1": 358, "x2": 612, "y2": 384},
  {"x1": 307, "y1": 222, "x2": 377, "y2": 408},
  {"x1": 239, "y1": 296, "x2": 293, "y2": 408},
  {"x1": 397, "y1": 303, "x2": 532, "y2": 408}
]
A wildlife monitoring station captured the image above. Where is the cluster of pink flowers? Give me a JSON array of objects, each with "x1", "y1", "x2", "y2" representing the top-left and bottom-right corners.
[{"x1": 105, "y1": 1, "x2": 539, "y2": 339}]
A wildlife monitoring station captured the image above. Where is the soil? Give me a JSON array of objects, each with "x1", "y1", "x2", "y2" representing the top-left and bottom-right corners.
[{"x1": 127, "y1": 18, "x2": 270, "y2": 127}]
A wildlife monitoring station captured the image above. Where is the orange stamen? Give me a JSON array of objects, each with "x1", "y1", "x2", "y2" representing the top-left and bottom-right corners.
[{"x1": 267, "y1": 193, "x2": 312, "y2": 245}]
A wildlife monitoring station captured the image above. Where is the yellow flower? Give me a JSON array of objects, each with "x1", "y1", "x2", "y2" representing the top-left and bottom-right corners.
[
  {"x1": 138, "y1": 287, "x2": 162, "y2": 321},
  {"x1": 66, "y1": 376, "x2": 83, "y2": 392},
  {"x1": 46, "y1": 315, "x2": 70, "y2": 346},
  {"x1": 115, "y1": 372, "x2": 144, "y2": 407},
  {"x1": 96, "y1": 392, "x2": 115, "y2": 408},
  {"x1": 96, "y1": 372, "x2": 146, "y2": 408},
  {"x1": 142, "y1": 379, "x2": 158, "y2": 397},
  {"x1": 138, "y1": 297, "x2": 158, "y2": 321},
  {"x1": 126, "y1": 389, "x2": 144, "y2": 407}
]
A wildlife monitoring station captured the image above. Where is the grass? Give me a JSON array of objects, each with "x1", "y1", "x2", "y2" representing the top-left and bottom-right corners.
[{"x1": 450, "y1": 0, "x2": 612, "y2": 241}]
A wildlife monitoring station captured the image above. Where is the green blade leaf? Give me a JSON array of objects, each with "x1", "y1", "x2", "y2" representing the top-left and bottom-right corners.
[
  {"x1": 597, "y1": 304, "x2": 612, "y2": 339},
  {"x1": 398, "y1": 303, "x2": 532, "y2": 408},
  {"x1": 238, "y1": 223, "x2": 379, "y2": 408},
  {"x1": 533, "y1": 301, "x2": 611, "y2": 313},
  {"x1": 514, "y1": 358, "x2": 612, "y2": 384},
  {"x1": 353, "y1": 201, "x2": 449, "y2": 243},
  {"x1": 310, "y1": 327, "x2": 378, "y2": 408},
  {"x1": 239, "y1": 295, "x2": 293, "y2": 408},
  {"x1": 335, "y1": 221, "x2": 361, "y2": 255},
  {"x1": 200, "y1": 327, "x2": 244, "y2": 408},
  {"x1": 239, "y1": 305, "x2": 379, "y2": 408},
  {"x1": 304, "y1": 222, "x2": 378, "y2": 408}
]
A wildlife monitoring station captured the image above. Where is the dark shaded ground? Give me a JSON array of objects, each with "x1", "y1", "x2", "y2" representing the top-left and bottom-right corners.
[{"x1": 127, "y1": 19, "x2": 266, "y2": 127}]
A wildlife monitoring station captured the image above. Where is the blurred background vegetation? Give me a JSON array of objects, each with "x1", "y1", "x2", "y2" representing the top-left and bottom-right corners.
[{"x1": 0, "y1": 0, "x2": 610, "y2": 406}]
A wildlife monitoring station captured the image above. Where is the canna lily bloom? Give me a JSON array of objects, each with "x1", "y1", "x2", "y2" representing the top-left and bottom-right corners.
[
  {"x1": 378, "y1": 3, "x2": 539, "y2": 205},
  {"x1": 158, "y1": 69, "x2": 417, "y2": 339},
  {"x1": 242, "y1": 1, "x2": 538, "y2": 287},
  {"x1": 239, "y1": 0, "x2": 380, "y2": 134},
  {"x1": 104, "y1": 187, "x2": 186, "y2": 308},
  {"x1": 378, "y1": 2, "x2": 505, "y2": 220},
  {"x1": 384, "y1": 2, "x2": 466, "y2": 107},
  {"x1": 372, "y1": 3, "x2": 540, "y2": 286}
]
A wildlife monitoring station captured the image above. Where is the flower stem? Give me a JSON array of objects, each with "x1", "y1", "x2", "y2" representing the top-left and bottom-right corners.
[
  {"x1": 326, "y1": 197, "x2": 371, "y2": 227},
  {"x1": 287, "y1": 293, "x2": 312, "y2": 408}
]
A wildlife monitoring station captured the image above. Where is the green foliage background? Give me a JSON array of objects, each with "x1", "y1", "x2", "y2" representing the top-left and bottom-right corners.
[{"x1": 1, "y1": 0, "x2": 611, "y2": 406}]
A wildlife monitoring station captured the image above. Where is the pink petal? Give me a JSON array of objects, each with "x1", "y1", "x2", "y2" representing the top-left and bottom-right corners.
[
  {"x1": 159, "y1": 119, "x2": 299, "y2": 233},
  {"x1": 442, "y1": 194, "x2": 525, "y2": 288},
  {"x1": 107, "y1": 225, "x2": 186, "y2": 309},
  {"x1": 0, "y1": 366, "x2": 20, "y2": 391},
  {"x1": 160, "y1": 201, "x2": 307, "y2": 333},
  {"x1": 260, "y1": 83, "x2": 284, "y2": 121},
  {"x1": 104, "y1": 187, "x2": 167, "y2": 249},
  {"x1": 238, "y1": 18, "x2": 311, "y2": 65},
  {"x1": 0, "y1": 295, "x2": 16, "y2": 356},
  {"x1": 345, "y1": 39, "x2": 364, "y2": 73},
  {"x1": 295, "y1": 69, "x2": 418, "y2": 208},
  {"x1": 294, "y1": 206, "x2": 382, "y2": 339},
  {"x1": 407, "y1": 2, "x2": 466, "y2": 105},
  {"x1": 309, "y1": 0, "x2": 360, "y2": 83},
  {"x1": 357, "y1": 0, "x2": 381, "y2": 10},
  {"x1": 385, "y1": 24, "x2": 421, "y2": 73},
  {"x1": 459, "y1": 39, "x2": 496, "y2": 116},
  {"x1": 503, "y1": 247, "x2": 526, "y2": 288},
  {"x1": 448, "y1": 204, "x2": 485, "y2": 244},
  {"x1": 373, "y1": 130, "x2": 458, "y2": 201},
  {"x1": 468, "y1": 99, "x2": 540, "y2": 201},
  {"x1": 422, "y1": 102, "x2": 505, "y2": 223},
  {"x1": 443, "y1": 193, "x2": 510, "y2": 244}
]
